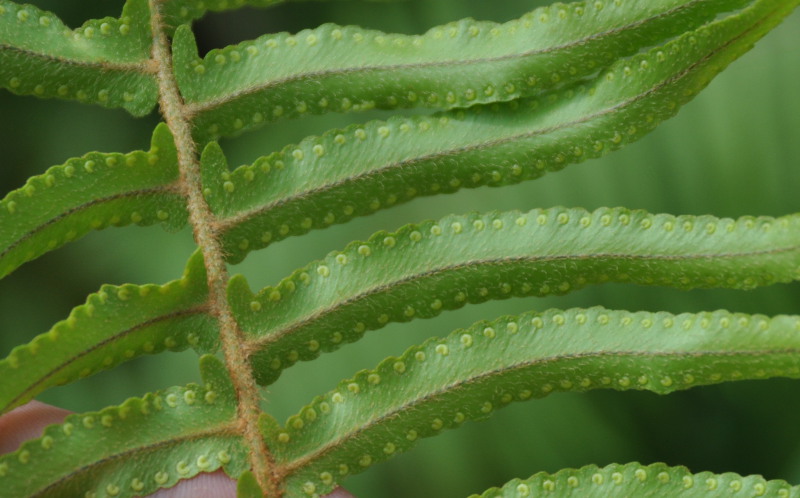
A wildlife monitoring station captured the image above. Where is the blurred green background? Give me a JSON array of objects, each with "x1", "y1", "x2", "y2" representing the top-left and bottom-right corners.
[{"x1": 1, "y1": 1, "x2": 799, "y2": 496}]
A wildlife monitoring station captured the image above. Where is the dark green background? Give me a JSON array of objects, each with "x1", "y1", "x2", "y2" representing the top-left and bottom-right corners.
[{"x1": 1, "y1": 1, "x2": 799, "y2": 496}]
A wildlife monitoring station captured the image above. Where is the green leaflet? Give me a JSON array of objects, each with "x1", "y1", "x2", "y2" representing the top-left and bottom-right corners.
[
  {"x1": 161, "y1": 0, "x2": 406, "y2": 29},
  {"x1": 0, "y1": 251, "x2": 216, "y2": 415},
  {"x1": 0, "y1": 0, "x2": 157, "y2": 115},
  {"x1": 0, "y1": 123, "x2": 187, "y2": 279},
  {"x1": 236, "y1": 470, "x2": 265, "y2": 498},
  {"x1": 0, "y1": 0, "x2": 795, "y2": 495},
  {"x1": 267, "y1": 307, "x2": 800, "y2": 496},
  {"x1": 230, "y1": 208, "x2": 800, "y2": 385},
  {"x1": 0, "y1": 356, "x2": 248, "y2": 498},
  {"x1": 469, "y1": 462, "x2": 800, "y2": 497},
  {"x1": 210, "y1": 0, "x2": 789, "y2": 263},
  {"x1": 175, "y1": 0, "x2": 754, "y2": 142}
]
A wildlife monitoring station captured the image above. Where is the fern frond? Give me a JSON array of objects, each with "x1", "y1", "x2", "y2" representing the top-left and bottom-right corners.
[
  {"x1": 162, "y1": 0, "x2": 406, "y2": 28},
  {"x1": 0, "y1": 0, "x2": 797, "y2": 495},
  {"x1": 0, "y1": 251, "x2": 215, "y2": 415},
  {"x1": 175, "y1": 0, "x2": 753, "y2": 142},
  {"x1": 0, "y1": 356, "x2": 247, "y2": 498},
  {"x1": 230, "y1": 208, "x2": 800, "y2": 384},
  {"x1": 210, "y1": 0, "x2": 794, "y2": 262},
  {"x1": 0, "y1": 124, "x2": 186, "y2": 278},
  {"x1": 269, "y1": 307, "x2": 800, "y2": 495},
  {"x1": 0, "y1": 0, "x2": 157, "y2": 115},
  {"x1": 470, "y1": 462, "x2": 799, "y2": 497}
]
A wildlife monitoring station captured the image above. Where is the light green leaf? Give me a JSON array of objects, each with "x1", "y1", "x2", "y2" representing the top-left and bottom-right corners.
[
  {"x1": 0, "y1": 0, "x2": 157, "y2": 115},
  {"x1": 469, "y1": 462, "x2": 799, "y2": 497},
  {"x1": 268, "y1": 307, "x2": 800, "y2": 495},
  {"x1": 161, "y1": 0, "x2": 407, "y2": 28},
  {"x1": 0, "y1": 251, "x2": 216, "y2": 415},
  {"x1": 176, "y1": 0, "x2": 754, "y2": 141},
  {"x1": 0, "y1": 123, "x2": 187, "y2": 279},
  {"x1": 231, "y1": 208, "x2": 800, "y2": 385},
  {"x1": 0, "y1": 356, "x2": 248, "y2": 498},
  {"x1": 210, "y1": 0, "x2": 793, "y2": 263},
  {"x1": 236, "y1": 470, "x2": 264, "y2": 498}
]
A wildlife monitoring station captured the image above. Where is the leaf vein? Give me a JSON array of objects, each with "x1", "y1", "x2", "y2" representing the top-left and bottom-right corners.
[
  {"x1": 186, "y1": 0, "x2": 704, "y2": 114},
  {"x1": 249, "y1": 243, "x2": 800, "y2": 349},
  {"x1": 0, "y1": 186, "x2": 178, "y2": 261},
  {"x1": 1, "y1": 305, "x2": 209, "y2": 413},
  {"x1": 280, "y1": 347, "x2": 800, "y2": 475}
]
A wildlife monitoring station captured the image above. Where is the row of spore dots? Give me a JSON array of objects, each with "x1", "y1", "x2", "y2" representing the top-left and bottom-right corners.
[
  {"x1": 0, "y1": 387, "x2": 223, "y2": 485},
  {"x1": 5, "y1": 329, "x2": 187, "y2": 375},
  {"x1": 502, "y1": 468, "x2": 778, "y2": 497},
  {"x1": 192, "y1": 64, "x2": 529, "y2": 108},
  {"x1": 289, "y1": 357, "x2": 793, "y2": 493},
  {"x1": 195, "y1": 0, "x2": 614, "y2": 81},
  {"x1": 188, "y1": 8, "x2": 583, "y2": 76},
  {"x1": 204, "y1": 65, "x2": 661, "y2": 182},
  {"x1": 3, "y1": 5, "x2": 145, "y2": 109},
  {"x1": 8, "y1": 198, "x2": 175, "y2": 264},
  {"x1": 191, "y1": 45, "x2": 602, "y2": 131},
  {"x1": 272, "y1": 308, "x2": 800, "y2": 434},
  {"x1": 239, "y1": 207, "x2": 700, "y2": 272},
  {"x1": 291, "y1": 335, "x2": 626, "y2": 496},
  {"x1": 243, "y1": 210, "x2": 786, "y2": 362},
  {"x1": 3, "y1": 280, "x2": 198, "y2": 366},
  {"x1": 290, "y1": 406, "x2": 501, "y2": 492},
  {"x1": 218, "y1": 162, "x2": 646, "y2": 256},
  {"x1": 83, "y1": 389, "x2": 234, "y2": 496},
  {"x1": 247, "y1": 216, "x2": 556, "y2": 307},
  {"x1": 15, "y1": 205, "x2": 174, "y2": 265},
  {"x1": 199, "y1": 96, "x2": 371, "y2": 137},
  {"x1": 2, "y1": 4, "x2": 136, "y2": 38},
  {"x1": 277, "y1": 327, "x2": 534, "y2": 445},
  {"x1": 531, "y1": 309, "x2": 782, "y2": 333},
  {"x1": 78, "y1": 447, "x2": 232, "y2": 496},
  {"x1": 225, "y1": 182, "x2": 533, "y2": 252},
  {"x1": 4, "y1": 151, "x2": 161, "y2": 212},
  {"x1": 3, "y1": 153, "x2": 176, "y2": 247},
  {"x1": 184, "y1": 1, "x2": 674, "y2": 119},
  {"x1": 214, "y1": 109, "x2": 656, "y2": 214},
  {"x1": 6, "y1": 322, "x2": 199, "y2": 379},
  {"x1": 242, "y1": 209, "x2": 654, "y2": 310},
  {"x1": 197, "y1": 71, "x2": 546, "y2": 135},
  {"x1": 4, "y1": 75, "x2": 144, "y2": 103},
  {"x1": 230, "y1": 130, "x2": 534, "y2": 193},
  {"x1": 291, "y1": 379, "x2": 789, "y2": 496},
  {"x1": 222, "y1": 116, "x2": 463, "y2": 195}
]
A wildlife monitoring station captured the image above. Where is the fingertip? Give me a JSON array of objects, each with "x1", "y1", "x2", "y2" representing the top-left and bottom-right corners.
[
  {"x1": 323, "y1": 486, "x2": 356, "y2": 498},
  {"x1": 0, "y1": 403, "x2": 355, "y2": 498},
  {"x1": 146, "y1": 470, "x2": 236, "y2": 497},
  {"x1": 0, "y1": 400, "x2": 72, "y2": 454}
]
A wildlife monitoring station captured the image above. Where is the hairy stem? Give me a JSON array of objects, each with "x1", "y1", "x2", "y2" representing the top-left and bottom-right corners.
[{"x1": 147, "y1": 1, "x2": 277, "y2": 495}]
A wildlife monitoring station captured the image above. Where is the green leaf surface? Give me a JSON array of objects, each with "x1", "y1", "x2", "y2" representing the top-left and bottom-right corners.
[
  {"x1": 0, "y1": 0, "x2": 797, "y2": 495},
  {"x1": 0, "y1": 0, "x2": 157, "y2": 115},
  {"x1": 0, "y1": 251, "x2": 216, "y2": 415},
  {"x1": 470, "y1": 462, "x2": 800, "y2": 497},
  {"x1": 268, "y1": 307, "x2": 800, "y2": 495},
  {"x1": 0, "y1": 123, "x2": 187, "y2": 279},
  {"x1": 176, "y1": 0, "x2": 754, "y2": 141},
  {"x1": 161, "y1": 0, "x2": 406, "y2": 29},
  {"x1": 231, "y1": 208, "x2": 800, "y2": 385},
  {"x1": 210, "y1": 0, "x2": 792, "y2": 263},
  {"x1": 0, "y1": 356, "x2": 248, "y2": 498},
  {"x1": 236, "y1": 470, "x2": 264, "y2": 498}
]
